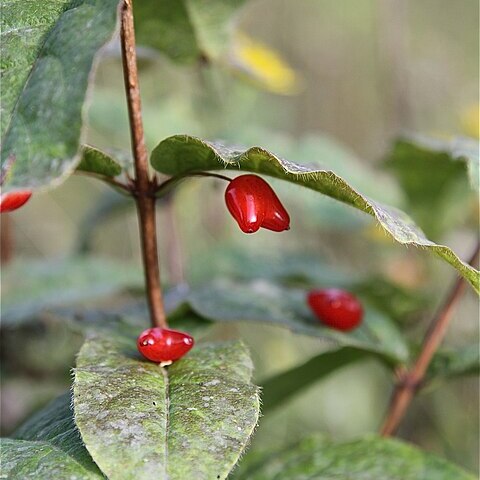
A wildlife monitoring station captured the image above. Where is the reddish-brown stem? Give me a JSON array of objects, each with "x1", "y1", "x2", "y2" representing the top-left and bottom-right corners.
[
  {"x1": 120, "y1": 0, "x2": 167, "y2": 329},
  {"x1": 380, "y1": 242, "x2": 480, "y2": 436},
  {"x1": 1, "y1": 214, "x2": 13, "y2": 264}
]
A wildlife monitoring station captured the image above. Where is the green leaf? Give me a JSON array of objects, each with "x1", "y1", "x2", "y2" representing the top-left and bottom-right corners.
[
  {"x1": 73, "y1": 333, "x2": 260, "y2": 480},
  {"x1": 13, "y1": 393, "x2": 102, "y2": 477},
  {"x1": 151, "y1": 135, "x2": 480, "y2": 293},
  {"x1": 1, "y1": 439, "x2": 103, "y2": 480},
  {"x1": 428, "y1": 344, "x2": 480, "y2": 381},
  {"x1": 2, "y1": 256, "x2": 143, "y2": 325},
  {"x1": 393, "y1": 135, "x2": 479, "y2": 190},
  {"x1": 384, "y1": 137, "x2": 477, "y2": 237},
  {"x1": 171, "y1": 279, "x2": 410, "y2": 363},
  {"x1": 261, "y1": 347, "x2": 369, "y2": 413},
  {"x1": 1, "y1": 0, "x2": 121, "y2": 191},
  {"x1": 77, "y1": 145, "x2": 123, "y2": 177},
  {"x1": 134, "y1": 0, "x2": 245, "y2": 63},
  {"x1": 233, "y1": 434, "x2": 476, "y2": 480}
]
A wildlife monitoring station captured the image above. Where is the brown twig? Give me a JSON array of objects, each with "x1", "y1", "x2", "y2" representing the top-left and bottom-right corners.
[
  {"x1": 120, "y1": 0, "x2": 167, "y2": 329},
  {"x1": 75, "y1": 171, "x2": 133, "y2": 195},
  {"x1": 380, "y1": 242, "x2": 480, "y2": 436},
  {"x1": 155, "y1": 171, "x2": 232, "y2": 198},
  {"x1": 1, "y1": 214, "x2": 13, "y2": 264}
]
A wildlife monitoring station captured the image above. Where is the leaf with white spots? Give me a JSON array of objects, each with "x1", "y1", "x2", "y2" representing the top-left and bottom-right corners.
[{"x1": 73, "y1": 332, "x2": 260, "y2": 480}]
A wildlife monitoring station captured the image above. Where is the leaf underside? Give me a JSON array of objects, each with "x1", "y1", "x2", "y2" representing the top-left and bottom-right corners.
[
  {"x1": 74, "y1": 333, "x2": 260, "y2": 480},
  {"x1": 1, "y1": 0, "x2": 121, "y2": 191},
  {"x1": 151, "y1": 135, "x2": 479, "y2": 293}
]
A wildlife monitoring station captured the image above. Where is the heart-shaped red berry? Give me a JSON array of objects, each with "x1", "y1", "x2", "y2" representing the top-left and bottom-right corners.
[
  {"x1": 225, "y1": 174, "x2": 290, "y2": 233},
  {"x1": 0, "y1": 191, "x2": 32, "y2": 213},
  {"x1": 307, "y1": 288, "x2": 363, "y2": 331},
  {"x1": 137, "y1": 327, "x2": 194, "y2": 363}
]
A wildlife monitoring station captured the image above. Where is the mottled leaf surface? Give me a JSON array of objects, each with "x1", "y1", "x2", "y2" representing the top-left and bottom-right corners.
[
  {"x1": 172, "y1": 279, "x2": 409, "y2": 363},
  {"x1": 13, "y1": 393, "x2": 102, "y2": 477},
  {"x1": 77, "y1": 145, "x2": 123, "y2": 177},
  {"x1": 134, "y1": 0, "x2": 245, "y2": 63},
  {"x1": 233, "y1": 435, "x2": 475, "y2": 480},
  {"x1": 151, "y1": 135, "x2": 479, "y2": 293},
  {"x1": 1, "y1": 0, "x2": 121, "y2": 191},
  {"x1": 2, "y1": 256, "x2": 143, "y2": 325},
  {"x1": 0, "y1": 439, "x2": 103, "y2": 480},
  {"x1": 74, "y1": 333, "x2": 259, "y2": 479}
]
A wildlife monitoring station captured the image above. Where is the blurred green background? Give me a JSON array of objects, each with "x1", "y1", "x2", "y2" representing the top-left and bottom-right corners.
[{"x1": 1, "y1": 0, "x2": 479, "y2": 474}]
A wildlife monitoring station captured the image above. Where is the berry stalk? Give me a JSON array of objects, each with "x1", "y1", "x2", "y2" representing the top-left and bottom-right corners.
[
  {"x1": 380, "y1": 242, "x2": 480, "y2": 436},
  {"x1": 120, "y1": 0, "x2": 167, "y2": 329}
]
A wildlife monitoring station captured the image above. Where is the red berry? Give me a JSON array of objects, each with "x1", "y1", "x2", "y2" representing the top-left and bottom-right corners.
[
  {"x1": 261, "y1": 186, "x2": 290, "y2": 232},
  {"x1": 137, "y1": 327, "x2": 194, "y2": 363},
  {"x1": 225, "y1": 174, "x2": 290, "y2": 233},
  {"x1": 307, "y1": 288, "x2": 363, "y2": 331},
  {"x1": 0, "y1": 190, "x2": 32, "y2": 213}
]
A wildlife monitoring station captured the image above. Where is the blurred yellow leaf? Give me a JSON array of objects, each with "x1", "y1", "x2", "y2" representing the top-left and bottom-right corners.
[
  {"x1": 461, "y1": 104, "x2": 480, "y2": 139},
  {"x1": 228, "y1": 32, "x2": 302, "y2": 95}
]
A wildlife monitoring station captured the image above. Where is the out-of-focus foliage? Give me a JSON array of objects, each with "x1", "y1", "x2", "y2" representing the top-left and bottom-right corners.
[
  {"x1": 384, "y1": 136, "x2": 478, "y2": 237},
  {"x1": 232, "y1": 435, "x2": 476, "y2": 480},
  {"x1": 134, "y1": 0, "x2": 245, "y2": 63}
]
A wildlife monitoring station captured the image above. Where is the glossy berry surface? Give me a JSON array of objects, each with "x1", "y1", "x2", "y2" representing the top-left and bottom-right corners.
[
  {"x1": 307, "y1": 288, "x2": 363, "y2": 331},
  {"x1": 137, "y1": 327, "x2": 194, "y2": 363},
  {"x1": 225, "y1": 174, "x2": 290, "y2": 233},
  {"x1": 0, "y1": 190, "x2": 32, "y2": 213}
]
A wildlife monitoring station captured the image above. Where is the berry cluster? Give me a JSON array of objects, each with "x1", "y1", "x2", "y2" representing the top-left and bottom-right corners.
[{"x1": 133, "y1": 175, "x2": 362, "y2": 363}]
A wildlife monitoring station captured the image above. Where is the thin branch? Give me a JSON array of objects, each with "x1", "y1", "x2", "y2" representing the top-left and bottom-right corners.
[
  {"x1": 1, "y1": 214, "x2": 13, "y2": 264},
  {"x1": 380, "y1": 242, "x2": 480, "y2": 436},
  {"x1": 120, "y1": 0, "x2": 167, "y2": 329},
  {"x1": 155, "y1": 171, "x2": 232, "y2": 198},
  {"x1": 75, "y1": 171, "x2": 133, "y2": 195}
]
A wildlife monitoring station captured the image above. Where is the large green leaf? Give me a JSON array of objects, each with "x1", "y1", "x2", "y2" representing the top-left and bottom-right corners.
[
  {"x1": 1, "y1": 439, "x2": 103, "y2": 480},
  {"x1": 171, "y1": 279, "x2": 410, "y2": 363},
  {"x1": 233, "y1": 434, "x2": 475, "y2": 479},
  {"x1": 74, "y1": 333, "x2": 260, "y2": 479},
  {"x1": 261, "y1": 347, "x2": 369, "y2": 413},
  {"x1": 384, "y1": 137, "x2": 477, "y2": 237},
  {"x1": 1, "y1": 0, "x2": 121, "y2": 191},
  {"x1": 150, "y1": 135, "x2": 479, "y2": 293},
  {"x1": 12, "y1": 393, "x2": 102, "y2": 477},
  {"x1": 2, "y1": 256, "x2": 143, "y2": 325},
  {"x1": 134, "y1": 0, "x2": 245, "y2": 63}
]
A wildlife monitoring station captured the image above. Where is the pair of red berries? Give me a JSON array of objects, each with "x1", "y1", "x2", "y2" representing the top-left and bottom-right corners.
[
  {"x1": 136, "y1": 289, "x2": 362, "y2": 365},
  {"x1": 225, "y1": 175, "x2": 290, "y2": 233},
  {"x1": 0, "y1": 190, "x2": 32, "y2": 213},
  {"x1": 307, "y1": 288, "x2": 363, "y2": 331}
]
